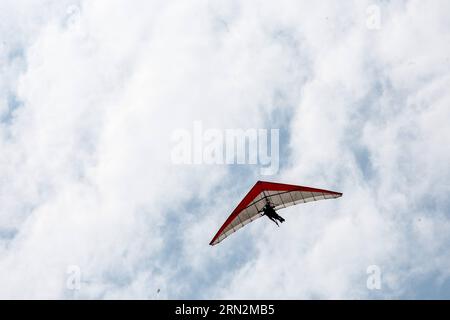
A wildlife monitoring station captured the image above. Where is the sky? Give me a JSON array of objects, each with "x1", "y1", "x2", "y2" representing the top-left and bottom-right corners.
[{"x1": 0, "y1": 0, "x2": 449, "y2": 299}]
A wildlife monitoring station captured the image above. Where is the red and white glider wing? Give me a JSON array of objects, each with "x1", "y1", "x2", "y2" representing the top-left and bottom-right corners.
[{"x1": 209, "y1": 180, "x2": 342, "y2": 246}]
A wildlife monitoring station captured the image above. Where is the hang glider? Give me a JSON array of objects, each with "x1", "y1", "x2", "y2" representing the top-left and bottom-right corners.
[{"x1": 209, "y1": 180, "x2": 342, "y2": 246}]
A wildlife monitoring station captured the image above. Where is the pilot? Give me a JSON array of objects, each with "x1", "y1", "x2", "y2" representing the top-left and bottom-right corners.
[{"x1": 261, "y1": 201, "x2": 285, "y2": 226}]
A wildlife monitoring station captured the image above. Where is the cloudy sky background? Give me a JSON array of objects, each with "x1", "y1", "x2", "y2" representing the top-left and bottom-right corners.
[{"x1": 0, "y1": 0, "x2": 449, "y2": 299}]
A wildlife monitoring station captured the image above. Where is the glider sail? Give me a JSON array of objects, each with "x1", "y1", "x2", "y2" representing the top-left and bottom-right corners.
[{"x1": 209, "y1": 181, "x2": 342, "y2": 246}]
